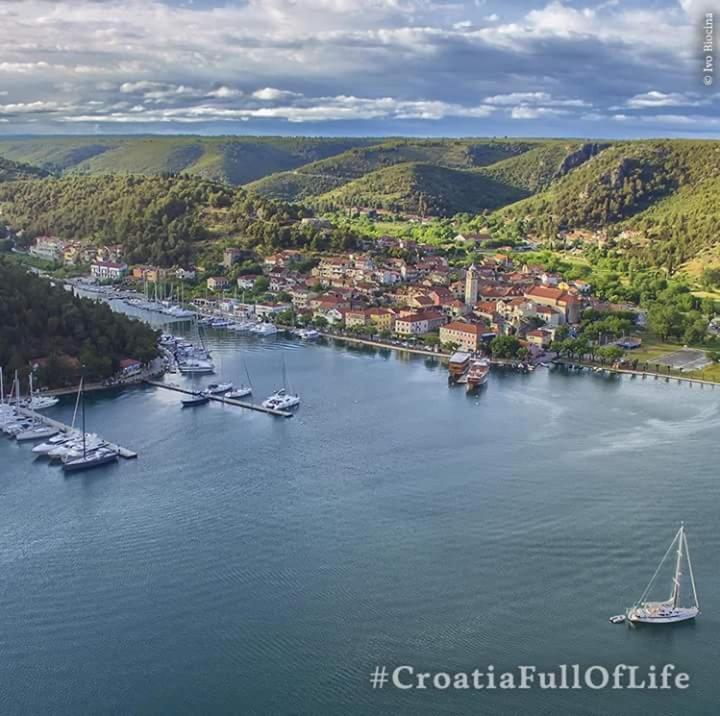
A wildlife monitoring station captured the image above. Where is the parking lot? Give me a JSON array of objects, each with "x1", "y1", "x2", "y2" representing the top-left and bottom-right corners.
[{"x1": 655, "y1": 348, "x2": 711, "y2": 372}]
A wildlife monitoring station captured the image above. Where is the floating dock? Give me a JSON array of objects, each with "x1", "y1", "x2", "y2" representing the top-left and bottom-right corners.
[
  {"x1": 16, "y1": 407, "x2": 138, "y2": 459},
  {"x1": 144, "y1": 381, "x2": 293, "y2": 418}
]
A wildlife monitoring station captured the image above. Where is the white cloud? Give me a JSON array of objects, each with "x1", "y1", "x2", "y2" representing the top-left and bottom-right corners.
[
  {"x1": 510, "y1": 105, "x2": 569, "y2": 119},
  {"x1": 626, "y1": 90, "x2": 704, "y2": 109},
  {"x1": 252, "y1": 88, "x2": 304, "y2": 101}
]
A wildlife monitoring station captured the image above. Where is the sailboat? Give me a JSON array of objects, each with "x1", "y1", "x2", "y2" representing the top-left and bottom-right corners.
[
  {"x1": 262, "y1": 354, "x2": 300, "y2": 410},
  {"x1": 226, "y1": 359, "x2": 253, "y2": 399},
  {"x1": 626, "y1": 523, "x2": 699, "y2": 624},
  {"x1": 62, "y1": 378, "x2": 119, "y2": 472}
]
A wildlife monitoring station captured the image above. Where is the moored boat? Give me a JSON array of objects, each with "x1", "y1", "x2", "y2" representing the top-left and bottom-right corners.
[{"x1": 626, "y1": 523, "x2": 699, "y2": 625}]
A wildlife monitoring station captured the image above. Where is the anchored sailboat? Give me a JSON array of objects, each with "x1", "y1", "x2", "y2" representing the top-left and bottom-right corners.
[{"x1": 626, "y1": 523, "x2": 699, "y2": 625}]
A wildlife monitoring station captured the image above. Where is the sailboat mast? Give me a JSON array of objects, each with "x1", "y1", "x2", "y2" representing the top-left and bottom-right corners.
[
  {"x1": 684, "y1": 528, "x2": 699, "y2": 609},
  {"x1": 81, "y1": 377, "x2": 86, "y2": 458},
  {"x1": 0, "y1": 366, "x2": 4, "y2": 405},
  {"x1": 671, "y1": 524, "x2": 684, "y2": 608}
]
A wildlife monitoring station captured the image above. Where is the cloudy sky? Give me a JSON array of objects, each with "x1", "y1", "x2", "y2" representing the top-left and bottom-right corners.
[{"x1": 0, "y1": 0, "x2": 717, "y2": 137}]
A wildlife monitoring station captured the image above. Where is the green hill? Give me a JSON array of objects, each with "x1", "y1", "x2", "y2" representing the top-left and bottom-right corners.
[
  {"x1": 246, "y1": 138, "x2": 540, "y2": 201},
  {"x1": 494, "y1": 140, "x2": 720, "y2": 270},
  {"x1": 0, "y1": 174, "x2": 361, "y2": 266},
  {"x1": 0, "y1": 136, "x2": 377, "y2": 185},
  {"x1": 311, "y1": 162, "x2": 529, "y2": 215},
  {"x1": 0, "y1": 156, "x2": 49, "y2": 182}
]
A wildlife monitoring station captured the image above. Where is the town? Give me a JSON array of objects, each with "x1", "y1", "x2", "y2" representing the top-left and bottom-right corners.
[{"x1": 22, "y1": 229, "x2": 643, "y2": 370}]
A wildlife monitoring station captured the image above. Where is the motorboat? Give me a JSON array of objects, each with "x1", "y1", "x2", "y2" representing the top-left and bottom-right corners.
[
  {"x1": 252, "y1": 322, "x2": 278, "y2": 336},
  {"x1": 178, "y1": 359, "x2": 215, "y2": 374},
  {"x1": 297, "y1": 328, "x2": 321, "y2": 340}
]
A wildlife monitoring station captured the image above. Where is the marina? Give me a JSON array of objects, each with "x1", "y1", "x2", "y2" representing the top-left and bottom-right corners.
[
  {"x1": 145, "y1": 380, "x2": 293, "y2": 417},
  {"x1": 2, "y1": 337, "x2": 720, "y2": 714}
]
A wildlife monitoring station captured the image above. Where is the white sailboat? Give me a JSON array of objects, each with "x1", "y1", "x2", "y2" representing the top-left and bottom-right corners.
[{"x1": 626, "y1": 523, "x2": 699, "y2": 625}]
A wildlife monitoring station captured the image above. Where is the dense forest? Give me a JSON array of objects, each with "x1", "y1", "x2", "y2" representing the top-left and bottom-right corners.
[
  {"x1": 0, "y1": 174, "x2": 362, "y2": 265},
  {"x1": 0, "y1": 260, "x2": 159, "y2": 386},
  {"x1": 0, "y1": 157, "x2": 49, "y2": 182}
]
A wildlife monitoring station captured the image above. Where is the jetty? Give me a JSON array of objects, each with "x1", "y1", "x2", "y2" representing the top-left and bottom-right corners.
[
  {"x1": 553, "y1": 360, "x2": 717, "y2": 388},
  {"x1": 145, "y1": 381, "x2": 293, "y2": 417},
  {"x1": 16, "y1": 407, "x2": 138, "y2": 459}
]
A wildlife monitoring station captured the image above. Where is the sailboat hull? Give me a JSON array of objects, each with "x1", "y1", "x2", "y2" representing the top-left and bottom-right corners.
[{"x1": 627, "y1": 606, "x2": 699, "y2": 624}]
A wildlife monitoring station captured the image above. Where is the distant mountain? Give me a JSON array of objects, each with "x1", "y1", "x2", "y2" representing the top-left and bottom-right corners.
[
  {"x1": 0, "y1": 156, "x2": 49, "y2": 182},
  {"x1": 493, "y1": 140, "x2": 720, "y2": 271},
  {"x1": 0, "y1": 136, "x2": 378, "y2": 185}
]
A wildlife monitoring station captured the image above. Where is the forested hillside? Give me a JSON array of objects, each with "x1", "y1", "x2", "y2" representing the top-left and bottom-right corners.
[
  {"x1": 246, "y1": 138, "x2": 539, "y2": 201},
  {"x1": 312, "y1": 162, "x2": 530, "y2": 215},
  {"x1": 495, "y1": 140, "x2": 720, "y2": 271},
  {"x1": 0, "y1": 157, "x2": 49, "y2": 182},
  {"x1": 0, "y1": 259, "x2": 158, "y2": 384},
  {"x1": 0, "y1": 174, "x2": 361, "y2": 265}
]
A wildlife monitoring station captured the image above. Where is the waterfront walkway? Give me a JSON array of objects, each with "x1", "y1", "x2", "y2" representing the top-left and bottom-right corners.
[{"x1": 553, "y1": 360, "x2": 718, "y2": 388}]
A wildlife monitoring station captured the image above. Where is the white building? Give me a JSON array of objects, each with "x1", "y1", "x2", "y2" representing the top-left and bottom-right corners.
[{"x1": 90, "y1": 261, "x2": 128, "y2": 281}]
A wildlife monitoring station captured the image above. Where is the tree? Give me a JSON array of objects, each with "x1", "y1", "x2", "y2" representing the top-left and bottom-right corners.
[{"x1": 490, "y1": 335, "x2": 521, "y2": 358}]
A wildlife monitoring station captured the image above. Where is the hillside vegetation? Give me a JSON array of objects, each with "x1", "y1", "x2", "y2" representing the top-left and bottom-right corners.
[
  {"x1": 312, "y1": 162, "x2": 530, "y2": 215},
  {"x1": 495, "y1": 140, "x2": 720, "y2": 271},
  {"x1": 246, "y1": 138, "x2": 540, "y2": 201},
  {"x1": 0, "y1": 174, "x2": 360, "y2": 266},
  {"x1": 0, "y1": 156, "x2": 49, "y2": 182}
]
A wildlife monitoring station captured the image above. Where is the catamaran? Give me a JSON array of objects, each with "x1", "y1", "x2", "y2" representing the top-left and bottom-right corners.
[
  {"x1": 626, "y1": 523, "x2": 699, "y2": 624},
  {"x1": 262, "y1": 354, "x2": 300, "y2": 410}
]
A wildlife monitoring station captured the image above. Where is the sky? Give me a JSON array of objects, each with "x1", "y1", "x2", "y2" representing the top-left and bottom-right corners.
[{"x1": 0, "y1": 0, "x2": 718, "y2": 138}]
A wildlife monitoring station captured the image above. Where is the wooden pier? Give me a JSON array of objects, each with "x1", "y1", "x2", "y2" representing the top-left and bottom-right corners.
[
  {"x1": 144, "y1": 381, "x2": 293, "y2": 418},
  {"x1": 17, "y1": 408, "x2": 138, "y2": 459}
]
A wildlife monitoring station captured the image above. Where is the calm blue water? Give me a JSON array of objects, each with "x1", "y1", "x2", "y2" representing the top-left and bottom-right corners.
[{"x1": 2, "y1": 321, "x2": 720, "y2": 715}]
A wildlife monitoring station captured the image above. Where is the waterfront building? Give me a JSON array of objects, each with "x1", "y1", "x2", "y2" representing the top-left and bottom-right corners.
[
  {"x1": 366, "y1": 308, "x2": 395, "y2": 332},
  {"x1": 440, "y1": 322, "x2": 484, "y2": 352},
  {"x1": 394, "y1": 311, "x2": 446, "y2": 336}
]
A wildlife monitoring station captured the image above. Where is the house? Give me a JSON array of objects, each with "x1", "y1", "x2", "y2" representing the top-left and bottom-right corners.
[
  {"x1": 345, "y1": 309, "x2": 368, "y2": 328},
  {"x1": 118, "y1": 358, "x2": 142, "y2": 376},
  {"x1": 394, "y1": 311, "x2": 446, "y2": 336},
  {"x1": 366, "y1": 308, "x2": 395, "y2": 332},
  {"x1": 255, "y1": 302, "x2": 292, "y2": 318},
  {"x1": 175, "y1": 267, "x2": 197, "y2": 281},
  {"x1": 207, "y1": 276, "x2": 230, "y2": 291},
  {"x1": 30, "y1": 236, "x2": 65, "y2": 263},
  {"x1": 439, "y1": 321, "x2": 484, "y2": 352},
  {"x1": 526, "y1": 329, "x2": 553, "y2": 348},
  {"x1": 524, "y1": 286, "x2": 581, "y2": 323},
  {"x1": 454, "y1": 232, "x2": 491, "y2": 245},
  {"x1": 90, "y1": 261, "x2": 128, "y2": 281},
  {"x1": 237, "y1": 275, "x2": 260, "y2": 290}
]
